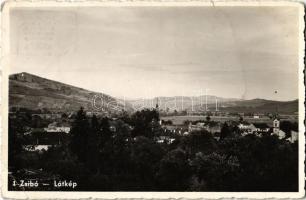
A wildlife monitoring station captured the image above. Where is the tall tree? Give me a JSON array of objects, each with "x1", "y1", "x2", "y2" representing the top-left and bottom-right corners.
[
  {"x1": 86, "y1": 114, "x2": 100, "y2": 173},
  {"x1": 131, "y1": 109, "x2": 160, "y2": 138},
  {"x1": 70, "y1": 107, "x2": 90, "y2": 163},
  {"x1": 220, "y1": 122, "x2": 230, "y2": 140},
  {"x1": 8, "y1": 116, "x2": 27, "y2": 172},
  {"x1": 157, "y1": 148, "x2": 191, "y2": 191}
]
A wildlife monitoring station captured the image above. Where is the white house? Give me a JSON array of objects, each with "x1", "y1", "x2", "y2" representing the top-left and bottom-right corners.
[
  {"x1": 251, "y1": 123, "x2": 270, "y2": 133},
  {"x1": 276, "y1": 130, "x2": 286, "y2": 139},
  {"x1": 238, "y1": 122, "x2": 253, "y2": 135},
  {"x1": 44, "y1": 122, "x2": 70, "y2": 133},
  {"x1": 188, "y1": 122, "x2": 205, "y2": 132},
  {"x1": 287, "y1": 131, "x2": 298, "y2": 143},
  {"x1": 238, "y1": 122, "x2": 251, "y2": 129}
]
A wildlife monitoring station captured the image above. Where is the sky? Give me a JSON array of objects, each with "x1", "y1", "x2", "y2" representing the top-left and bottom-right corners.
[{"x1": 9, "y1": 6, "x2": 300, "y2": 101}]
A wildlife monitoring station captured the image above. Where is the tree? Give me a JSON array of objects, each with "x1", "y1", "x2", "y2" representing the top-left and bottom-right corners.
[
  {"x1": 220, "y1": 122, "x2": 230, "y2": 140},
  {"x1": 31, "y1": 115, "x2": 43, "y2": 128},
  {"x1": 180, "y1": 130, "x2": 217, "y2": 155},
  {"x1": 86, "y1": 114, "x2": 100, "y2": 173},
  {"x1": 98, "y1": 119, "x2": 132, "y2": 178},
  {"x1": 70, "y1": 107, "x2": 90, "y2": 163},
  {"x1": 100, "y1": 117, "x2": 111, "y2": 141},
  {"x1": 218, "y1": 135, "x2": 298, "y2": 191},
  {"x1": 130, "y1": 109, "x2": 160, "y2": 138},
  {"x1": 280, "y1": 121, "x2": 295, "y2": 138},
  {"x1": 130, "y1": 136, "x2": 164, "y2": 189},
  {"x1": 190, "y1": 152, "x2": 240, "y2": 191},
  {"x1": 61, "y1": 113, "x2": 68, "y2": 119},
  {"x1": 8, "y1": 116, "x2": 27, "y2": 172},
  {"x1": 157, "y1": 148, "x2": 191, "y2": 191},
  {"x1": 183, "y1": 120, "x2": 191, "y2": 126}
]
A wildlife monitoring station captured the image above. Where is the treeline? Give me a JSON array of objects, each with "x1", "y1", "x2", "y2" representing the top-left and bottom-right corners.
[{"x1": 9, "y1": 107, "x2": 298, "y2": 191}]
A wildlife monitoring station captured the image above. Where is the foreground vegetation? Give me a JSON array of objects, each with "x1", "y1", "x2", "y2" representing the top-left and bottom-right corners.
[{"x1": 9, "y1": 108, "x2": 298, "y2": 191}]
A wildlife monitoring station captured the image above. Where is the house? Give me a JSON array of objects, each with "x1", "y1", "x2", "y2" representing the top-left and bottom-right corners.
[
  {"x1": 188, "y1": 122, "x2": 205, "y2": 132},
  {"x1": 108, "y1": 119, "x2": 133, "y2": 134},
  {"x1": 109, "y1": 125, "x2": 116, "y2": 132},
  {"x1": 23, "y1": 145, "x2": 52, "y2": 152},
  {"x1": 32, "y1": 113, "x2": 62, "y2": 120},
  {"x1": 183, "y1": 131, "x2": 189, "y2": 136},
  {"x1": 250, "y1": 123, "x2": 270, "y2": 135},
  {"x1": 155, "y1": 136, "x2": 175, "y2": 144},
  {"x1": 44, "y1": 122, "x2": 70, "y2": 133},
  {"x1": 188, "y1": 121, "x2": 221, "y2": 135},
  {"x1": 238, "y1": 121, "x2": 251, "y2": 129},
  {"x1": 276, "y1": 130, "x2": 286, "y2": 139},
  {"x1": 238, "y1": 121, "x2": 253, "y2": 135},
  {"x1": 287, "y1": 131, "x2": 298, "y2": 143},
  {"x1": 253, "y1": 113, "x2": 265, "y2": 119},
  {"x1": 238, "y1": 112, "x2": 245, "y2": 116},
  {"x1": 205, "y1": 122, "x2": 222, "y2": 134},
  {"x1": 163, "y1": 125, "x2": 186, "y2": 135},
  {"x1": 22, "y1": 131, "x2": 69, "y2": 152}
]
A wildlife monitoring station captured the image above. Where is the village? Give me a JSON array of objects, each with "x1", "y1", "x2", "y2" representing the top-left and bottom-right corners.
[
  {"x1": 160, "y1": 116, "x2": 298, "y2": 144},
  {"x1": 9, "y1": 104, "x2": 299, "y2": 154}
]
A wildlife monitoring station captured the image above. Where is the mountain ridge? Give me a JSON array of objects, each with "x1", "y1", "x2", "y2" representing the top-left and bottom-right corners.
[
  {"x1": 9, "y1": 72, "x2": 132, "y2": 114},
  {"x1": 9, "y1": 72, "x2": 298, "y2": 114}
]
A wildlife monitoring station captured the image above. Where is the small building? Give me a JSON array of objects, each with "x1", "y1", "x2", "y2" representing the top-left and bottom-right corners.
[
  {"x1": 23, "y1": 145, "x2": 52, "y2": 152},
  {"x1": 188, "y1": 121, "x2": 221, "y2": 135},
  {"x1": 238, "y1": 121, "x2": 253, "y2": 135},
  {"x1": 250, "y1": 123, "x2": 270, "y2": 134},
  {"x1": 188, "y1": 122, "x2": 205, "y2": 132},
  {"x1": 205, "y1": 123, "x2": 222, "y2": 134},
  {"x1": 155, "y1": 136, "x2": 175, "y2": 144},
  {"x1": 272, "y1": 118, "x2": 280, "y2": 135},
  {"x1": 276, "y1": 130, "x2": 286, "y2": 139},
  {"x1": 32, "y1": 113, "x2": 62, "y2": 120},
  {"x1": 44, "y1": 122, "x2": 70, "y2": 133},
  {"x1": 238, "y1": 121, "x2": 251, "y2": 130},
  {"x1": 253, "y1": 113, "x2": 265, "y2": 119},
  {"x1": 287, "y1": 131, "x2": 298, "y2": 143}
]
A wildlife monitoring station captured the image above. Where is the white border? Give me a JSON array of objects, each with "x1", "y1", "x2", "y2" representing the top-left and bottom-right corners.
[{"x1": 1, "y1": 1, "x2": 305, "y2": 199}]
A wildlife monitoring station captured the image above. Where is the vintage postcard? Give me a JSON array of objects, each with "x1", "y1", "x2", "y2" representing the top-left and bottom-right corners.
[{"x1": 1, "y1": 1, "x2": 305, "y2": 199}]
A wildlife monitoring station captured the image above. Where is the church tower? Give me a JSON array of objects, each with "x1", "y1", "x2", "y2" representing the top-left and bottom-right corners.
[
  {"x1": 155, "y1": 98, "x2": 162, "y2": 125},
  {"x1": 155, "y1": 98, "x2": 159, "y2": 110},
  {"x1": 273, "y1": 118, "x2": 280, "y2": 135}
]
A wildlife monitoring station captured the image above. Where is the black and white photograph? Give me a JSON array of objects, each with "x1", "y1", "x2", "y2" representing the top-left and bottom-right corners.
[{"x1": 1, "y1": 1, "x2": 305, "y2": 198}]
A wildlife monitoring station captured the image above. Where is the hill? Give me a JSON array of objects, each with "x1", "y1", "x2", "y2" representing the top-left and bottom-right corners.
[
  {"x1": 128, "y1": 97, "x2": 298, "y2": 114},
  {"x1": 9, "y1": 72, "x2": 298, "y2": 115},
  {"x1": 9, "y1": 72, "x2": 132, "y2": 114},
  {"x1": 127, "y1": 96, "x2": 240, "y2": 111},
  {"x1": 191, "y1": 98, "x2": 298, "y2": 114}
]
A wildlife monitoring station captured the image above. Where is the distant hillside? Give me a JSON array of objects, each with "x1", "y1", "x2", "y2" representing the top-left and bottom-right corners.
[
  {"x1": 127, "y1": 96, "x2": 240, "y2": 111},
  {"x1": 9, "y1": 72, "x2": 298, "y2": 115},
  {"x1": 9, "y1": 72, "x2": 132, "y2": 114},
  {"x1": 191, "y1": 98, "x2": 298, "y2": 114},
  {"x1": 128, "y1": 96, "x2": 298, "y2": 114}
]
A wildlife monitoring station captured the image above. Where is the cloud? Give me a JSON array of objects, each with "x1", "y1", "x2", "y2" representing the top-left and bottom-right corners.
[{"x1": 9, "y1": 6, "x2": 300, "y2": 101}]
